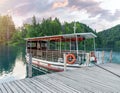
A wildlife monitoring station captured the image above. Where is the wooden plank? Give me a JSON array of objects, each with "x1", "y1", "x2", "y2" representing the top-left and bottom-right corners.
[
  {"x1": 20, "y1": 79, "x2": 41, "y2": 93},
  {"x1": 34, "y1": 76, "x2": 69, "y2": 93},
  {"x1": 86, "y1": 65, "x2": 120, "y2": 83},
  {"x1": 26, "y1": 78, "x2": 54, "y2": 93},
  {"x1": 60, "y1": 71, "x2": 119, "y2": 92},
  {"x1": 34, "y1": 78, "x2": 66, "y2": 93},
  {"x1": 49, "y1": 73, "x2": 104, "y2": 93},
  {"x1": 66, "y1": 67, "x2": 120, "y2": 90},
  {"x1": 38, "y1": 73, "x2": 91, "y2": 93},
  {"x1": 10, "y1": 81, "x2": 25, "y2": 93},
  {"x1": 45, "y1": 66, "x2": 120, "y2": 93},
  {"x1": 0, "y1": 84, "x2": 8, "y2": 93},
  {"x1": 35, "y1": 76, "x2": 80, "y2": 93},
  {"x1": 6, "y1": 82, "x2": 19, "y2": 93},
  {"x1": 34, "y1": 78, "x2": 67, "y2": 93},
  {"x1": 21, "y1": 79, "x2": 52, "y2": 93},
  {"x1": 100, "y1": 63, "x2": 120, "y2": 75},
  {"x1": 39, "y1": 75, "x2": 79, "y2": 92},
  {"x1": 0, "y1": 89, "x2": 2, "y2": 93},
  {"x1": 45, "y1": 78, "x2": 80, "y2": 93},
  {"x1": 71, "y1": 67, "x2": 120, "y2": 83},
  {"x1": 15, "y1": 80, "x2": 34, "y2": 93},
  {"x1": 79, "y1": 65, "x2": 120, "y2": 81},
  {"x1": 57, "y1": 66, "x2": 120, "y2": 92},
  {"x1": 0, "y1": 63, "x2": 119, "y2": 93},
  {"x1": 2, "y1": 83, "x2": 13, "y2": 93}
]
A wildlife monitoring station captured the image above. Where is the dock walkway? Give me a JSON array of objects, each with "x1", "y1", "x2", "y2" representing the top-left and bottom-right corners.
[{"x1": 0, "y1": 63, "x2": 120, "y2": 93}]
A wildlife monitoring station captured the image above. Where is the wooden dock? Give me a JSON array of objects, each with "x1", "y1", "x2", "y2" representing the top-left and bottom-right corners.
[{"x1": 0, "y1": 63, "x2": 120, "y2": 93}]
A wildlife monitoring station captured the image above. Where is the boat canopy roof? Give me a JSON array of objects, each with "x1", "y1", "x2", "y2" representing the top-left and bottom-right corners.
[{"x1": 25, "y1": 32, "x2": 97, "y2": 42}]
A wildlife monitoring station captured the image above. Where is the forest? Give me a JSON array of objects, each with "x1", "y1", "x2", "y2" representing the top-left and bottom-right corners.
[
  {"x1": 0, "y1": 15, "x2": 120, "y2": 51},
  {"x1": 97, "y1": 25, "x2": 120, "y2": 51}
]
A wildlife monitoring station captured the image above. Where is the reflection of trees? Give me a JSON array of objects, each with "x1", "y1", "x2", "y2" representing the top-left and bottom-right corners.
[
  {"x1": 26, "y1": 65, "x2": 50, "y2": 78},
  {"x1": 0, "y1": 45, "x2": 26, "y2": 75},
  {"x1": 16, "y1": 45, "x2": 26, "y2": 64}
]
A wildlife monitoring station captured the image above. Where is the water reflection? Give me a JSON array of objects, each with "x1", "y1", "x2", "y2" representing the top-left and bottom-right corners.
[
  {"x1": 0, "y1": 44, "x2": 49, "y2": 83},
  {"x1": 0, "y1": 45, "x2": 26, "y2": 83}
]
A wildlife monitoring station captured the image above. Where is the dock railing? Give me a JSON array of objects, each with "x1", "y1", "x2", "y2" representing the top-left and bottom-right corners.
[
  {"x1": 27, "y1": 49, "x2": 113, "y2": 75},
  {"x1": 96, "y1": 50, "x2": 113, "y2": 64},
  {"x1": 33, "y1": 50, "x2": 86, "y2": 63},
  {"x1": 28, "y1": 49, "x2": 94, "y2": 66}
]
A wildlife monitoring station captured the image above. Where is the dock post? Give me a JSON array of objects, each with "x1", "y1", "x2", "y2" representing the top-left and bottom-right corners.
[
  {"x1": 98, "y1": 52, "x2": 99, "y2": 60},
  {"x1": 102, "y1": 51, "x2": 104, "y2": 64},
  {"x1": 86, "y1": 53, "x2": 90, "y2": 66},
  {"x1": 28, "y1": 53, "x2": 32, "y2": 78},
  {"x1": 109, "y1": 50, "x2": 112, "y2": 63},
  {"x1": 64, "y1": 53, "x2": 67, "y2": 71}
]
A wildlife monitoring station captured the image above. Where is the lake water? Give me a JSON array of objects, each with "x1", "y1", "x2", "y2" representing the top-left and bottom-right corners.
[
  {"x1": 0, "y1": 45, "x2": 120, "y2": 83},
  {"x1": 0, "y1": 45, "x2": 26, "y2": 83},
  {"x1": 0, "y1": 45, "x2": 50, "y2": 83},
  {"x1": 95, "y1": 51, "x2": 120, "y2": 64}
]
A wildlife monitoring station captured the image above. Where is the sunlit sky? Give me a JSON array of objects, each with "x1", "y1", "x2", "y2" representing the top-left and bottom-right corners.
[{"x1": 0, "y1": 0, "x2": 120, "y2": 32}]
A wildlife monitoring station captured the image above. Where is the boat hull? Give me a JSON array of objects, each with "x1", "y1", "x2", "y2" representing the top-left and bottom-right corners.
[{"x1": 26, "y1": 56, "x2": 81, "y2": 72}]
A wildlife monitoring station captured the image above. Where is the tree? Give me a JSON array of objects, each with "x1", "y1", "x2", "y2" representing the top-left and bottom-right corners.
[{"x1": 0, "y1": 15, "x2": 15, "y2": 43}]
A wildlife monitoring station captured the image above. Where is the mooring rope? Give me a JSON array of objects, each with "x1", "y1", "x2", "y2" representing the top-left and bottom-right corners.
[{"x1": 93, "y1": 63, "x2": 120, "y2": 78}]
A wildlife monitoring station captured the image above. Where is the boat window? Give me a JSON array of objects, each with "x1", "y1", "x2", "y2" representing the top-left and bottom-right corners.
[
  {"x1": 41, "y1": 42, "x2": 46, "y2": 47},
  {"x1": 27, "y1": 42, "x2": 37, "y2": 49},
  {"x1": 39, "y1": 41, "x2": 47, "y2": 50}
]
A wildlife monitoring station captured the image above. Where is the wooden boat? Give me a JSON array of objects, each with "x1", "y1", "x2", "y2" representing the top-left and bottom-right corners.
[{"x1": 25, "y1": 32, "x2": 97, "y2": 72}]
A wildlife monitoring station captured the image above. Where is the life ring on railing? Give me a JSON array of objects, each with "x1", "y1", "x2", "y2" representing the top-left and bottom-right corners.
[
  {"x1": 66, "y1": 54, "x2": 76, "y2": 64},
  {"x1": 90, "y1": 51, "x2": 97, "y2": 62}
]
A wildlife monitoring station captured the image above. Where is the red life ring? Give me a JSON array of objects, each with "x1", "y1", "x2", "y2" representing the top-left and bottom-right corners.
[{"x1": 66, "y1": 54, "x2": 76, "y2": 64}]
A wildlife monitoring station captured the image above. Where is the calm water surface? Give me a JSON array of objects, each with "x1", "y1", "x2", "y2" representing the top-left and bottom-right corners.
[
  {"x1": 0, "y1": 45, "x2": 49, "y2": 83},
  {"x1": 0, "y1": 45, "x2": 120, "y2": 83},
  {"x1": 0, "y1": 45, "x2": 26, "y2": 83}
]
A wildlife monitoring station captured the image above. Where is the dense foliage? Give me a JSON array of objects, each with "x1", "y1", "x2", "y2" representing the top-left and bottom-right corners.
[
  {"x1": 3, "y1": 15, "x2": 120, "y2": 51},
  {"x1": 97, "y1": 24, "x2": 120, "y2": 51},
  {"x1": 0, "y1": 15, "x2": 96, "y2": 50},
  {"x1": 11, "y1": 16, "x2": 96, "y2": 46}
]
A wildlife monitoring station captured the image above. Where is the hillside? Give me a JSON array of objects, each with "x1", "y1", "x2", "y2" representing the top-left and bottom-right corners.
[{"x1": 97, "y1": 24, "x2": 120, "y2": 50}]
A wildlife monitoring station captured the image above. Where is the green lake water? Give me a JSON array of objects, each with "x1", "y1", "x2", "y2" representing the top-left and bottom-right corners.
[
  {"x1": 0, "y1": 45, "x2": 50, "y2": 83},
  {"x1": 0, "y1": 45, "x2": 120, "y2": 83}
]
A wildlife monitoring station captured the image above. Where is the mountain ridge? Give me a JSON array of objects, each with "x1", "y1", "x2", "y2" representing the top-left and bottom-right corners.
[{"x1": 97, "y1": 24, "x2": 120, "y2": 50}]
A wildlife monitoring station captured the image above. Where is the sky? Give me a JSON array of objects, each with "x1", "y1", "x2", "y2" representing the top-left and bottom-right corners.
[{"x1": 0, "y1": 0, "x2": 120, "y2": 32}]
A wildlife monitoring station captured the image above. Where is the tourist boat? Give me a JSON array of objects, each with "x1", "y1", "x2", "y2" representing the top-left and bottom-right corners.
[{"x1": 25, "y1": 32, "x2": 97, "y2": 72}]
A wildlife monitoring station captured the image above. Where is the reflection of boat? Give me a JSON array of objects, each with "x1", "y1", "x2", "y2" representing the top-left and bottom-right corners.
[{"x1": 25, "y1": 32, "x2": 97, "y2": 72}]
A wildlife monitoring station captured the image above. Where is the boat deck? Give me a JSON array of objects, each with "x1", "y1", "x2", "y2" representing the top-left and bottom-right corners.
[{"x1": 0, "y1": 63, "x2": 120, "y2": 93}]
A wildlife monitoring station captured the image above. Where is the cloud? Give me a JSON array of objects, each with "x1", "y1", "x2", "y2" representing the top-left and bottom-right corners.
[
  {"x1": 52, "y1": 0, "x2": 120, "y2": 22},
  {"x1": 12, "y1": 0, "x2": 53, "y2": 16},
  {"x1": 56, "y1": 0, "x2": 102, "y2": 15},
  {"x1": 1, "y1": 0, "x2": 119, "y2": 22},
  {"x1": 0, "y1": 0, "x2": 120, "y2": 31},
  {"x1": 52, "y1": 0, "x2": 68, "y2": 9},
  {"x1": 0, "y1": 0, "x2": 53, "y2": 16},
  {"x1": 99, "y1": 9, "x2": 120, "y2": 21}
]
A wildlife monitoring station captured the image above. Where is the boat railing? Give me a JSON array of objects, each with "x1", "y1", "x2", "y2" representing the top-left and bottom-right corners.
[{"x1": 27, "y1": 48, "x2": 89, "y2": 64}]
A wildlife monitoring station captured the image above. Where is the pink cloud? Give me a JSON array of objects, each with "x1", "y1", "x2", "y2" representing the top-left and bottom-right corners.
[{"x1": 52, "y1": 0, "x2": 68, "y2": 9}]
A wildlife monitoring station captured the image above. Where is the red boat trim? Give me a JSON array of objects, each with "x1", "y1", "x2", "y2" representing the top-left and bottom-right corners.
[{"x1": 32, "y1": 61, "x2": 64, "y2": 72}]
